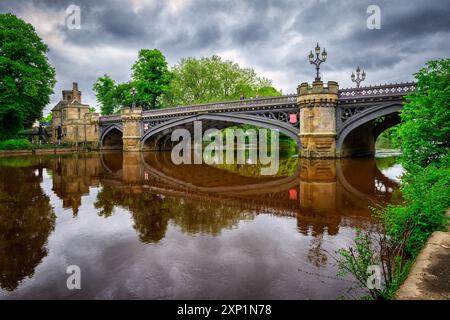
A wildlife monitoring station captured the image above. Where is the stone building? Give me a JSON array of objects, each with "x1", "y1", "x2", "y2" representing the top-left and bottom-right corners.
[{"x1": 51, "y1": 82, "x2": 99, "y2": 146}]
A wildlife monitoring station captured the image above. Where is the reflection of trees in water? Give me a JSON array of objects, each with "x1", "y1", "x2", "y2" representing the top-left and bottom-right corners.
[
  {"x1": 213, "y1": 157, "x2": 299, "y2": 177},
  {"x1": 375, "y1": 156, "x2": 399, "y2": 171},
  {"x1": 94, "y1": 185, "x2": 255, "y2": 242},
  {"x1": 95, "y1": 186, "x2": 169, "y2": 243},
  {"x1": 167, "y1": 198, "x2": 254, "y2": 236},
  {"x1": 129, "y1": 193, "x2": 169, "y2": 243},
  {"x1": 94, "y1": 185, "x2": 121, "y2": 217},
  {"x1": 0, "y1": 166, "x2": 55, "y2": 291}
]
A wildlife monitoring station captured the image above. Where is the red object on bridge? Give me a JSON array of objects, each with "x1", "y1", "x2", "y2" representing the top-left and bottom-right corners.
[
  {"x1": 289, "y1": 188, "x2": 298, "y2": 200},
  {"x1": 289, "y1": 113, "x2": 298, "y2": 124}
]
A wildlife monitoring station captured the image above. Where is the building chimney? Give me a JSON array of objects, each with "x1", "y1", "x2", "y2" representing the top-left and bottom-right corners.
[{"x1": 72, "y1": 82, "x2": 81, "y2": 102}]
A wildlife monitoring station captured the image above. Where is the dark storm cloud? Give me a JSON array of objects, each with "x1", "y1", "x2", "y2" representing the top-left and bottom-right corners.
[
  {"x1": 232, "y1": 21, "x2": 272, "y2": 46},
  {"x1": 345, "y1": 2, "x2": 450, "y2": 48},
  {"x1": 280, "y1": 0, "x2": 450, "y2": 83},
  {"x1": 0, "y1": 0, "x2": 449, "y2": 112}
]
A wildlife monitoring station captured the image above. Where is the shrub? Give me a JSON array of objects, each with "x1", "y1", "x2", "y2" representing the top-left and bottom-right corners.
[
  {"x1": 0, "y1": 139, "x2": 32, "y2": 150},
  {"x1": 396, "y1": 59, "x2": 450, "y2": 171},
  {"x1": 383, "y1": 160, "x2": 450, "y2": 256},
  {"x1": 337, "y1": 229, "x2": 412, "y2": 300}
]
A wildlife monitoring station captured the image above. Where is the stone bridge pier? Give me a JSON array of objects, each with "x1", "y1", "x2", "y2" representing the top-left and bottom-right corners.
[
  {"x1": 121, "y1": 107, "x2": 142, "y2": 152},
  {"x1": 297, "y1": 81, "x2": 339, "y2": 158}
]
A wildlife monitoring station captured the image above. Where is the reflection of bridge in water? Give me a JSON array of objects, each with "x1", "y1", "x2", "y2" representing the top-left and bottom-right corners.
[
  {"x1": 98, "y1": 151, "x2": 399, "y2": 234},
  {"x1": 0, "y1": 153, "x2": 401, "y2": 291}
]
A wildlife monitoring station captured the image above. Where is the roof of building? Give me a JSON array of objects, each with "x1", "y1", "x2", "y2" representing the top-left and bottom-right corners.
[{"x1": 51, "y1": 99, "x2": 90, "y2": 111}]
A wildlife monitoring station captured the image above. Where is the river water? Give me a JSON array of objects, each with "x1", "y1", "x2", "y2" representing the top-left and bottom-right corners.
[{"x1": 0, "y1": 152, "x2": 402, "y2": 299}]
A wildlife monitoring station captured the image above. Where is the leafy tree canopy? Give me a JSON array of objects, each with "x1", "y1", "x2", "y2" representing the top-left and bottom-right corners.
[
  {"x1": 164, "y1": 55, "x2": 281, "y2": 106},
  {"x1": 0, "y1": 13, "x2": 56, "y2": 140},
  {"x1": 93, "y1": 75, "x2": 117, "y2": 115},
  {"x1": 396, "y1": 59, "x2": 450, "y2": 171},
  {"x1": 132, "y1": 49, "x2": 172, "y2": 109},
  {"x1": 40, "y1": 113, "x2": 52, "y2": 123},
  {"x1": 93, "y1": 49, "x2": 171, "y2": 114},
  {"x1": 94, "y1": 52, "x2": 282, "y2": 115}
]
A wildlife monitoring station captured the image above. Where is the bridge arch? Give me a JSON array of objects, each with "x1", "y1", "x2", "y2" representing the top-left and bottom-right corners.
[
  {"x1": 141, "y1": 113, "x2": 300, "y2": 150},
  {"x1": 336, "y1": 102, "x2": 403, "y2": 157},
  {"x1": 100, "y1": 152, "x2": 123, "y2": 176},
  {"x1": 336, "y1": 158, "x2": 398, "y2": 206},
  {"x1": 100, "y1": 124, "x2": 123, "y2": 150}
]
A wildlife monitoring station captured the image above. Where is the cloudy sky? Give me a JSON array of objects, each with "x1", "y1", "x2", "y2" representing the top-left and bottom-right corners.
[{"x1": 1, "y1": 0, "x2": 449, "y2": 114}]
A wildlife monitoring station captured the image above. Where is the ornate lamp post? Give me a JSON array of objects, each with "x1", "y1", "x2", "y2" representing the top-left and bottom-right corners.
[
  {"x1": 308, "y1": 43, "x2": 327, "y2": 81},
  {"x1": 351, "y1": 66, "x2": 366, "y2": 88},
  {"x1": 130, "y1": 87, "x2": 137, "y2": 109}
]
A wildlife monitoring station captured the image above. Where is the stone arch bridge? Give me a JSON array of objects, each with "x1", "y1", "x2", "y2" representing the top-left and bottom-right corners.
[{"x1": 98, "y1": 81, "x2": 415, "y2": 158}]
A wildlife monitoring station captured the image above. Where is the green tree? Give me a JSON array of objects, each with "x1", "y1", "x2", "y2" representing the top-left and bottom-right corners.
[
  {"x1": 40, "y1": 113, "x2": 52, "y2": 123},
  {"x1": 396, "y1": 59, "x2": 450, "y2": 171},
  {"x1": 131, "y1": 49, "x2": 172, "y2": 109},
  {"x1": 164, "y1": 55, "x2": 281, "y2": 106},
  {"x1": 0, "y1": 13, "x2": 56, "y2": 140},
  {"x1": 113, "y1": 82, "x2": 134, "y2": 109},
  {"x1": 93, "y1": 74, "x2": 117, "y2": 115}
]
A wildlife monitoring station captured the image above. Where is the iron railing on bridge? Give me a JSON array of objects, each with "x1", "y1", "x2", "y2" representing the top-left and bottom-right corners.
[
  {"x1": 339, "y1": 82, "x2": 416, "y2": 99},
  {"x1": 141, "y1": 94, "x2": 298, "y2": 118}
]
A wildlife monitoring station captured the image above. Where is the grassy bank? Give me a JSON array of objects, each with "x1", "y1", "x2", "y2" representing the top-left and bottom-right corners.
[
  {"x1": 0, "y1": 138, "x2": 100, "y2": 151},
  {"x1": 0, "y1": 138, "x2": 74, "y2": 150}
]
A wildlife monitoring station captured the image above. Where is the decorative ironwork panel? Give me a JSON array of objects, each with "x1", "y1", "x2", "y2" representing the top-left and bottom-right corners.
[
  {"x1": 254, "y1": 110, "x2": 300, "y2": 128},
  {"x1": 340, "y1": 106, "x2": 371, "y2": 123},
  {"x1": 142, "y1": 119, "x2": 172, "y2": 133},
  {"x1": 339, "y1": 82, "x2": 416, "y2": 99}
]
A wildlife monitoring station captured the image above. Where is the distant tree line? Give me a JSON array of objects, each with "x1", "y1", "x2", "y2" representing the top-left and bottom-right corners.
[{"x1": 93, "y1": 51, "x2": 281, "y2": 115}]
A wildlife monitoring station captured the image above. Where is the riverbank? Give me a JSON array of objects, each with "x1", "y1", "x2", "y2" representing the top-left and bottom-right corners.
[
  {"x1": 0, "y1": 147, "x2": 97, "y2": 157},
  {"x1": 396, "y1": 211, "x2": 450, "y2": 300}
]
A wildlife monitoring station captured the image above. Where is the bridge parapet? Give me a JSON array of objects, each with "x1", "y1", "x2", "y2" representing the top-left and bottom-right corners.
[
  {"x1": 99, "y1": 114, "x2": 121, "y2": 123},
  {"x1": 141, "y1": 94, "x2": 298, "y2": 119},
  {"x1": 339, "y1": 82, "x2": 415, "y2": 102}
]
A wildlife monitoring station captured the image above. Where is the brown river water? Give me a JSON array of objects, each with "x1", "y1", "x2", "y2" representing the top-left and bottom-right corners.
[{"x1": 0, "y1": 151, "x2": 403, "y2": 299}]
